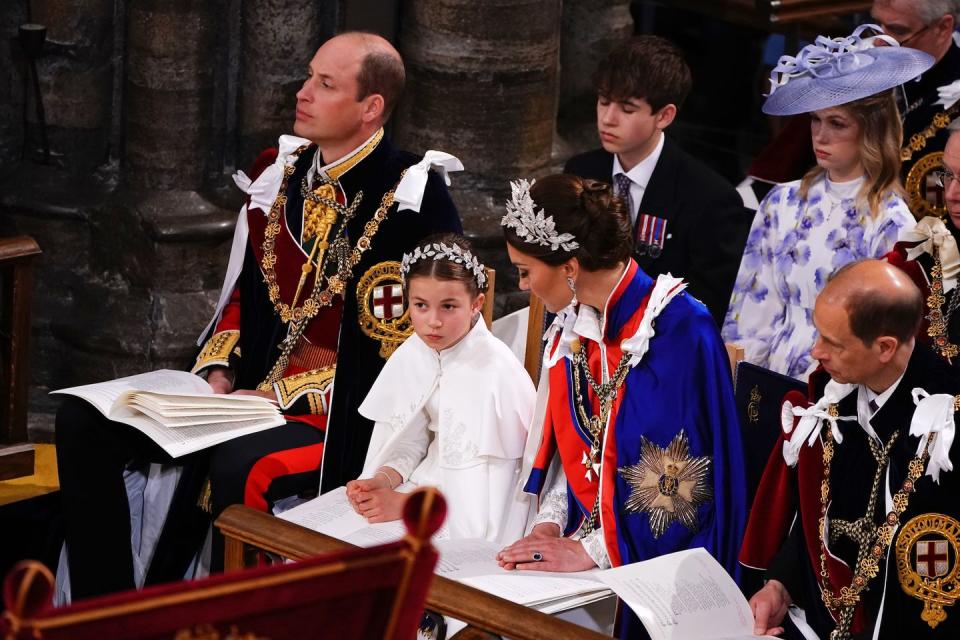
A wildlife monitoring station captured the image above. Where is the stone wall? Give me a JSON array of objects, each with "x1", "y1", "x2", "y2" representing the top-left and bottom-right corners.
[{"x1": 0, "y1": 0, "x2": 339, "y2": 438}]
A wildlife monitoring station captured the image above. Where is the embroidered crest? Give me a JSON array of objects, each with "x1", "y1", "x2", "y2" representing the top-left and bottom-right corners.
[
  {"x1": 906, "y1": 152, "x2": 948, "y2": 220},
  {"x1": 896, "y1": 513, "x2": 960, "y2": 629},
  {"x1": 618, "y1": 430, "x2": 713, "y2": 539},
  {"x1": 748, "y1": 385, "x2": 762, "y2": 424},
  {"x1": 356, "y1": 261, "x2": 413, "y2": 359},
  {"x1": 372, "y1": 284, "x2": 404, "y2": 320}
]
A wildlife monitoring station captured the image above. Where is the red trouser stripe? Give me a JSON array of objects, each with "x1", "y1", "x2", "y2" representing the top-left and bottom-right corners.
[{"x1": 243, "y1": 443, "x2": 325, "y2": 512}]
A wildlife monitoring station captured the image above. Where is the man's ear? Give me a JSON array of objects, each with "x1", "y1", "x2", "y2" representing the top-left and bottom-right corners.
[
  {"x1": 874, "y1": 335, "x2": 900, "y2": 363},
  {"x1": 361, "y1": 93, "x2": 386, "y2": 125},
  {"x1": 938, "y1": 14, "x2": 956, "y2": 39},
  {"x1": 655, "y1": 104, "x2": 678, "y2": 130}
]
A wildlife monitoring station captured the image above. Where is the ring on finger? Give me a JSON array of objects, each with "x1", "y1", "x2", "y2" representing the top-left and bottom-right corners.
[{"x1": 532, "y1": 551, "x2": 543, "y2": 562}]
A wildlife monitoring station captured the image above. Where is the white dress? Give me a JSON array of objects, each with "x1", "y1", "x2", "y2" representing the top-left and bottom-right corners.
[
  {"x1": 360, "y1": 318, "x2": 537, "y2": 543},
  {"x1": 722, "y1": 175, "x2": 915, "y2": 379}
]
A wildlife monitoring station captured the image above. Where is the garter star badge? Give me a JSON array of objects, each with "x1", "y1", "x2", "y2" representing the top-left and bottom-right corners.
[
  {"x1": 896, "y1": 513, "x2": 960, "y2": 628},
  {"x1": 618, "y1": 430, "x2": 713, "y2": 539}
]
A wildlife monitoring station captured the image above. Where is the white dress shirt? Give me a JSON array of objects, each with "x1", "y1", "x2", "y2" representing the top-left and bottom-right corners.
[{"x1": 612, "y1": 132, "x2": 666, "y2": 225}]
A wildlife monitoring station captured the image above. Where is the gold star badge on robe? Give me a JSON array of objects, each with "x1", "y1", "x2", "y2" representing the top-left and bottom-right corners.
[{"x1": 618, "y1": 430, "x2": 713, "y2": 539}]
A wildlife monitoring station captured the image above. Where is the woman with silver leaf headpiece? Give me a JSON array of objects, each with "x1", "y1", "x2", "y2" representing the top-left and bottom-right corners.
[
  {"x1": 723, "y1": 25, "x2": 933, "y2": 381},
  {"x1": 496, "y1": 174, "x2": 747, "y2": 640}
]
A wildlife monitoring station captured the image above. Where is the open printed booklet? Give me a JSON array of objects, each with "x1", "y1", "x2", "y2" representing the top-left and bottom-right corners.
[
  {"x1": 52, "y1": 369, "x2": 284, "y2": 458},
  {"x1": 278, "y1": 487, "x2": 774, "y2": 639}
]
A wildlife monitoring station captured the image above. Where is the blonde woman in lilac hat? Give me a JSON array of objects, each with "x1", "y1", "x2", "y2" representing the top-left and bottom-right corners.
[{"x1": 723, "y1": 25, "x2": 934, "y2": 381}]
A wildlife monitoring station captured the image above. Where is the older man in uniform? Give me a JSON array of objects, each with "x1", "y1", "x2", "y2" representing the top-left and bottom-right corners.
[{"x1": 743, "y1": 260, "x2": 960, "y2": 638}]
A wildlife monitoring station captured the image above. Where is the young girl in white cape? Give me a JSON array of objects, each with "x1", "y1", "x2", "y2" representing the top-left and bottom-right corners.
[{"x1": 345, "y1": 234, "x2": 536, "y2": 543}]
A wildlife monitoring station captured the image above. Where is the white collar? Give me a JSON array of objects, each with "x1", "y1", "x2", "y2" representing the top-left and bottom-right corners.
[
  {"x1": 432, "y1": 316, "x2": 489, "y2": 364},
  {"x1": 612, "y1": 132, "x2": 665, "y2": 191},
  {"x1": 571, "y1": 263, "x2": 633, "y2": 344},
  {"x1": 857, "y1": 369, "x2": 907, "y2": 441},
  {"x1": 569, "y1": 265, "x2": 686, "y2": 368}
]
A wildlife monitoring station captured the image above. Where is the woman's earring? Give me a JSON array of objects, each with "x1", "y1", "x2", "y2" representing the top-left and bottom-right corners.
[{"x1": 566, "y1": 276, "x2": 578, "y2": 306}]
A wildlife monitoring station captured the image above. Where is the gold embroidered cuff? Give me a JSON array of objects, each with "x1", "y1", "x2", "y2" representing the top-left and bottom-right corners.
[
  {"x1": 274, "y1": 366, "x2": 336, "y2": 410},
  {"x1": 191, "y1": 330, "x2": 240, "y2": 374}
]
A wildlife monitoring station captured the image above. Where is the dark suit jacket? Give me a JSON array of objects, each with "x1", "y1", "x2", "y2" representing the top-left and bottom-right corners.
[{"x1": 564, "y1": 138, "x2": 750, "y2": 326}]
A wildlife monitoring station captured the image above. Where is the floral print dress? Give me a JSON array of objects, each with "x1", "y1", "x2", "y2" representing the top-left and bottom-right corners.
[{"x1": 722, "y1": 175, "x2": 915, "y2": 380}]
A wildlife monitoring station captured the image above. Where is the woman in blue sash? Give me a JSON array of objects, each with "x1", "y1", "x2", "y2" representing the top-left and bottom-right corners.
[{"x1": 496, "y1": 175, "x2": 747, "y2": 637}]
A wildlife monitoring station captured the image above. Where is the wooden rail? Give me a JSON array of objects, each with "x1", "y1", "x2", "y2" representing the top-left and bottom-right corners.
[{"x1": 216, "y1": 505, "x2": 611, "y2": 640}]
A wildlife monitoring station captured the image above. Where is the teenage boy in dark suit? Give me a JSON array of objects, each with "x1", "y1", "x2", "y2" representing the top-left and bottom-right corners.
[{"x1": 565, "y1": 36, "x2": 749, "y2": 325}]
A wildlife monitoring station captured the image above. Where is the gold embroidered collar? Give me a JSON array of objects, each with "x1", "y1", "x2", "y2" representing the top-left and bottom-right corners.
[{"x1": 312, "y1": 128, "x2": 384, "y2": 183}]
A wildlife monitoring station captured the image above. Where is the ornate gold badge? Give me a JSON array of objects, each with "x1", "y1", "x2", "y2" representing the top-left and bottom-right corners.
[
  {"x1": 896, "y1": 513, "x2": 960, "y2": 628},
  {"x1": 905, "y1": 152, "x2": 948, "y2": 220},
  {"x1": 747, "y1": 385, "x2": 761, "y2": 424},
  {"x1": 357, "y1": 261, "x2": 413, "y2": 359},
  {"x1": 618, "y1": 430, "x2": 713, "y2": 539}
]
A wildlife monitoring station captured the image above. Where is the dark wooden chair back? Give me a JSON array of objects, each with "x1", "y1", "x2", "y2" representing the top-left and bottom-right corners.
[{"x1": 1, "y1": 488, "x2": 447, "y2": 640}]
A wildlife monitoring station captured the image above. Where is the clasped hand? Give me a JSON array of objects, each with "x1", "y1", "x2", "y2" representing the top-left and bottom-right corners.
[
  {"x1": 345, "y1": 476, "x2": 406, "y2": 523},
  {"x1": 496, "y1": 523, "x2": 597, "y2": 572}
]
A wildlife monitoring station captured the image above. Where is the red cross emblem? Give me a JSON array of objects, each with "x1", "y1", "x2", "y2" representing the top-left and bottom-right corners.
[
  {"x1": 372, "y1": 284, "x2": 404, "y2": 320},
  {"x1": 925, "y1": 172, "x2": 945, "y2": 208},
  {"x1": 916, "y1": 539, "x2": 950, "y2": 578}
]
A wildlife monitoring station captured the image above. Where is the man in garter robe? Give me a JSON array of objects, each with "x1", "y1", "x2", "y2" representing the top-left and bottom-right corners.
[
  {"x1": 743, "y1": 260, "x2": 960, "y2": 638},
  {"x1": 55, "y1": 31, "x2": 461, "y2": 599}
]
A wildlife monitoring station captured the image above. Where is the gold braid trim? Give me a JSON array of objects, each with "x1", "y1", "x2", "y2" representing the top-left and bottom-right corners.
[
  {"x1": 191, "y1": 330, "x2": 240, "y2": 374},
  {"x1": 274, "y1": 366, "x2": 336, "y2": 410}
]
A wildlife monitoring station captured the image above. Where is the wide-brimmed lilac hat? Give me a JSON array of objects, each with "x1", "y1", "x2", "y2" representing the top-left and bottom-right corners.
[{"x1": 762, "y1": 24, "x2": 935, "y2": 116}]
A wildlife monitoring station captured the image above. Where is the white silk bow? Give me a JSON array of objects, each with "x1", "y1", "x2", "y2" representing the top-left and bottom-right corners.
[
  {"x1": 232, "y1": 135, "x2": 311, "y2": 214},
  {"x1": 936, "y1": 79, "x2": 960, "y2": 110},
  {"x1": 910, "y1": 388, "x2": 956, "y2": 483},
  {"x1": 541, "y1": 305, "x2": 578, "y2": 368},
  {"x1": 394, "y1": 150, "x2": 464, "y2": 213},
  {"x1": 781, "y1": 380, "x2": 857, "y2": 467},
  {"x1": 903, "y1": 216, "x2": 960, "y2": 292}
]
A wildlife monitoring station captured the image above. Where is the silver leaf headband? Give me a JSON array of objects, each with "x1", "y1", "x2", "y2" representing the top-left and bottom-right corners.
[
  {"x1": 400, "y1": 241, "x2": 488, "y2": 289},
  {"x1": 501, "y1": 178, "x2": 580, "y2": 252}
]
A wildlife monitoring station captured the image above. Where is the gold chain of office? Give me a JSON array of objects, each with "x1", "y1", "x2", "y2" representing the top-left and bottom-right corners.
[
  {"x1": 569, "y1": 337, "x2": 633, "y2": 535},
  {"x1": 256, "y1": 147, "x2": 404, "y2": 391},
  {"x1": 901, "y1": 104, "x2": 960, "y2": 162},
  {"x1": 925, "y1": 253, "x2": 960, "y2": 360},
  {"x1": 817, "y1": 414, "x2": 935, "y2": 640}
]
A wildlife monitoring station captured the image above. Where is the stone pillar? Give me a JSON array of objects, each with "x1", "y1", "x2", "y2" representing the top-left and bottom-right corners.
[
  {"x1": 395, "y1": 1, "x2": 561, "y2": 201},
  {"x1": 0, "y1": 4, "x2": 28, "y2": 170},
  {"x1": 558, "y1": 0, "x2": 633, "y2": 141},
  {"x1": 393, "y1": 1, "x2": 561, "y2": 317},
  {"x1": 29, "y1": 0, "x2": 115, "y2": 170},
  {"x1": 124, "y1": 0, "x2": 220, "y2": 191},
  {"x1": 235, "y1": 0, "x2": 323, "y2": 168}
]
